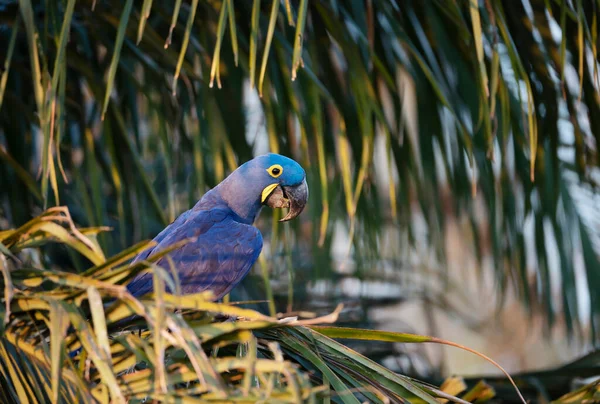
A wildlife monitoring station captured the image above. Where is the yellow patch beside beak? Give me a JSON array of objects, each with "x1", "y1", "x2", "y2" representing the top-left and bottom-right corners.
[{"x1": 261, "y1": 183, "x2": 279, "y2": 203}]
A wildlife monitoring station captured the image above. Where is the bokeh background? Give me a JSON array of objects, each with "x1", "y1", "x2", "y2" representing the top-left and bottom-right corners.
[{"x1": 1, "y1": 0, "x2": 600, "y2": 400}]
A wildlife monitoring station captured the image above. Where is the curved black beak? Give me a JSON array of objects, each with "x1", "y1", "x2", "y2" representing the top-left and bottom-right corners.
[{"x1": 264, "y1": 178, "x2": 308, "y2": 222}]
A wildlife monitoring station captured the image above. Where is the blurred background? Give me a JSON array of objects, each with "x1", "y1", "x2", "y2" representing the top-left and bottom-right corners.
[{"x1": 1, "y1": 0, "x2": 599, "y2": 400}]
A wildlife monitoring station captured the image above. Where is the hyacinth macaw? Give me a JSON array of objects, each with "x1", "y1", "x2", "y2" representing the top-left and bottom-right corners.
[{"x1": 126, "y1": 153, "x2": 308, "y2": 300}]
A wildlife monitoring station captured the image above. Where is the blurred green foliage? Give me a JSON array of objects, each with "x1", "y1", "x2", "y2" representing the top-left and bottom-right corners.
[{"x1": 0, "y1": 0, "x2": 599, "y2": 357}]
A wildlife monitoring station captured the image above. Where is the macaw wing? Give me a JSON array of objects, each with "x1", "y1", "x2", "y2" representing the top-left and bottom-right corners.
[
  {"x1": 132, "y1": 209, "x2": 196, "y2": 262},
  {"x1": 127, "y1": 208, "x2": 263, "y2": 299}
]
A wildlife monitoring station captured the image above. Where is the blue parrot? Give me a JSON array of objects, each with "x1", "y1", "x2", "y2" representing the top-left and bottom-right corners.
[{"x1": 126, "y1": 153, "x2": 308, "y2": 300}]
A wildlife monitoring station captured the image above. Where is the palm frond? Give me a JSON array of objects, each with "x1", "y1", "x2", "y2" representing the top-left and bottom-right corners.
[
  {"x1": 0, "y1": 0, "x2": 599, "y2": 364},
  {"x1": 0, "y1": 207, "x2": 510, "y2": 403}
]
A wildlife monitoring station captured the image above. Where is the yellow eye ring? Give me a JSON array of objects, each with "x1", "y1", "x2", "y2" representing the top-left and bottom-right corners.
[{"x1": 267, "y1": 164, "x2": 283, "y2": 178}]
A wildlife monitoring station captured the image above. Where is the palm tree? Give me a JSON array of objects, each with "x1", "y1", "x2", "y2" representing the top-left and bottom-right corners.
[{"x1": 0, "y1": 0, "x2": 599, "y2": 402}]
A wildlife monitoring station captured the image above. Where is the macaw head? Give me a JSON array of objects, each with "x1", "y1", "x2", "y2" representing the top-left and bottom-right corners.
[{"x1": 217, "y1": 153, "x2": 308, "y2": 223}]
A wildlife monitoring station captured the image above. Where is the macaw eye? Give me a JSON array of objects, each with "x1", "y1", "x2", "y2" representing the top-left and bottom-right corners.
[{"x1": 267, "y1": 164, "x2": 283, "y2": 178}]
